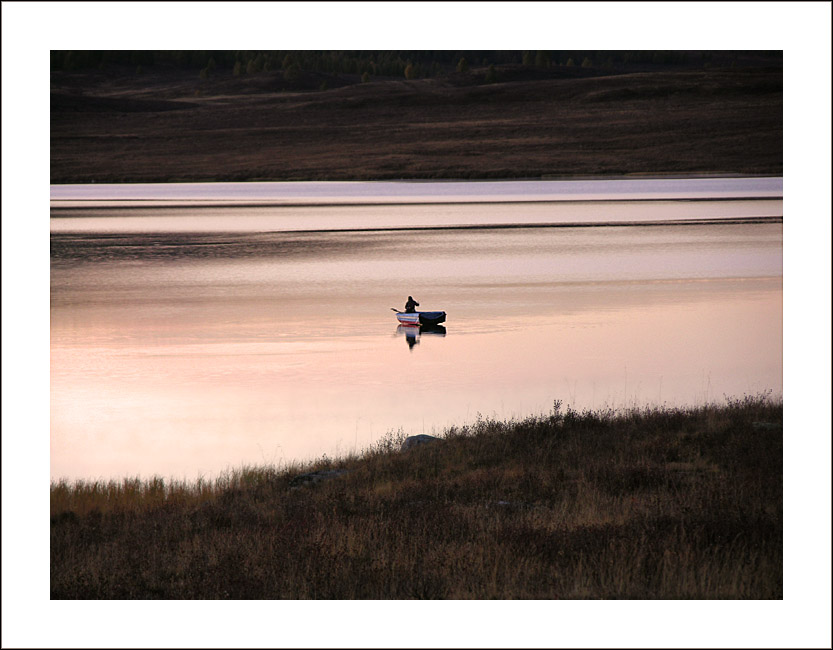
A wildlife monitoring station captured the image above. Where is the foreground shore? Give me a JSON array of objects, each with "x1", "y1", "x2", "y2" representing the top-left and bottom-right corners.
[{"x1": 51, "y1": 395, "x2": 782, "y2": 599}]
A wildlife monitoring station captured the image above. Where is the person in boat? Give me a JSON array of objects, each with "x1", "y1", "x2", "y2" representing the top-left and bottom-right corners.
[{"x1": 405, "y1": 296, "x2": 419, "y2": 313}]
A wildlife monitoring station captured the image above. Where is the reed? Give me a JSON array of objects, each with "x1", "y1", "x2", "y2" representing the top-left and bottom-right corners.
[{"x1": 51, "y1": 394, "x2": 782, "y2": 599}]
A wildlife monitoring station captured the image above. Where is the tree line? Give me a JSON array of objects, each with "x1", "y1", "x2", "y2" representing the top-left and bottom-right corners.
[{"x1": 51, "y1": 50, "x2": 782, "y2": 79}]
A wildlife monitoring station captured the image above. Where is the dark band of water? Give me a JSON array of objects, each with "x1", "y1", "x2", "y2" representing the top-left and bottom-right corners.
[{"x1": 265, "y1": 216, "x2": 783, "y2": 234}]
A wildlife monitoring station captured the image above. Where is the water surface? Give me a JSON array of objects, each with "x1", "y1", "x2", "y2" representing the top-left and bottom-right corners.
[
  {"x1": 50, "y1": 180, "x2": 783, "y2": 480},
  {"x1": 51, "y1": 177, "x2": 782, "y2": 204}
]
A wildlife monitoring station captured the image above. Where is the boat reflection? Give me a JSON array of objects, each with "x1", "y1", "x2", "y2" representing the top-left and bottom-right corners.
[{"x1": 395, "y1": 324, "x2": 447, "y2": 350}]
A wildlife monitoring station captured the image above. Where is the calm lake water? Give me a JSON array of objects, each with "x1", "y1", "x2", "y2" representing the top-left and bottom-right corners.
[{"x1": 50, "y1": 179, "x2": 783, "y2": 481}]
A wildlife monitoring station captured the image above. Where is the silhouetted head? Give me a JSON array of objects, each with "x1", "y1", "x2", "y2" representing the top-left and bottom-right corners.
[{"x1": 408, "y1": 296, "x2": 413, "y2": 300}]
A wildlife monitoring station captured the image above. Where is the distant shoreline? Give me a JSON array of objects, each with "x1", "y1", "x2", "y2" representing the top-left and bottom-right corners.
[
  {"x1": 50, "y1": 197, "x2": 782, "y2": 210},
  {"x1": 50, "y1": 172, "x2": 784, "y2": 187}
]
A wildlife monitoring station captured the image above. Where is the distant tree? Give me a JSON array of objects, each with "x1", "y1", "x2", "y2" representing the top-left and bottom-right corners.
[
  {"x1": 60, "y1": 51, "x2": 73, "y2": 70},
  {"x1": 456, "y1": 57, "x2": 469, "y2": 73},
  {"x1": 284, "y1": 63, "x2": 301, "y2": 82},
  {"x1": 535, "y1": 51, "x2": 550, "y2": 68},
  {"x1": 361, "y1": 71, "x2": 370, "y2": 83},
  {"x1": 199, "y1": 57, "x2": 216, "y2": 79},
  {"x1": 233, "y1": 60, "x2": 243, "y2": 76},
  {"x1": 565, "y1": 57, "x2": 575, "y2": 67},
  {"x1": 581, "y1": 57, "x2": 593, "y2": 68},
  {"x1": 246, "y1": 59, "x2": 257, "y2": 75},
  {"x1": 485, "y1": 64, "x2": 497, "y2": 83},
  {"x1": 522, "y1": 51, "x2": 533, "y2": 66},
  {"x1": 404, "y1": 63, "x2": 415, "y2": 79}
]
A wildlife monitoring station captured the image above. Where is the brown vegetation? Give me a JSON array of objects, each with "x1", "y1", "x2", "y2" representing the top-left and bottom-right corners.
[
  {"x1": 51, "y1": 396, "x2": 782, "y2": 599},
  {"x1": 50, "y1": 65, "x2": 782, "y2": 183}
]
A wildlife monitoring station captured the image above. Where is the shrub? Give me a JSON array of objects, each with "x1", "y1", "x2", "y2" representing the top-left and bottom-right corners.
[{"x1": 284, "y1": 63, "x2": 300, "y2": 82}]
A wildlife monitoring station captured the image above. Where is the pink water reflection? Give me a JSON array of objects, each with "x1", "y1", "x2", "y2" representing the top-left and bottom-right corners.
[{"x1": 51, "y1": 220, "x2": 782, "y2": 480}]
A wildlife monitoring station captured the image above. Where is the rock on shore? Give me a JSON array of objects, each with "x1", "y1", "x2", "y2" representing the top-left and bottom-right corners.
[{"x1": 401, "y1": 434, "x2": 441, "y2": 452}]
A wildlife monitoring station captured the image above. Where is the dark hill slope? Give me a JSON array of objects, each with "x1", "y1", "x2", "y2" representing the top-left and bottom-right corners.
[{"x1": 51, "y1": 67, "x2": 782, "y2": 183}]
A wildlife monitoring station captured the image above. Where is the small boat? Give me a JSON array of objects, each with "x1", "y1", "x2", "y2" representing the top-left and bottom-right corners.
[{"x1": 392, "y1": 309, "x2": 447, "y2": 326}]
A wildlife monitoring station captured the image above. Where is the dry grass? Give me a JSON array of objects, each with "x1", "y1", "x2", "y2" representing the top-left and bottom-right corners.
[
  {"x1": 50, "y1": 67, "x2": 782, "y2": 183},
  {"x1": 51, "y1": 394, "x2": 782, "y2": 599}
]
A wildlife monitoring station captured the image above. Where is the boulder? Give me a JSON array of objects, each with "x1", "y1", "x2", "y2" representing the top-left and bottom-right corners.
[{"x1": 400, "y1": 434, "x2": 441, "y2": 452}]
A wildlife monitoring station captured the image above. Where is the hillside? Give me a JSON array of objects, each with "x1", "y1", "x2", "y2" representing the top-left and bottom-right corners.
[{"x1": 51, "y1": 61, "x2": 782, "y2": 183}]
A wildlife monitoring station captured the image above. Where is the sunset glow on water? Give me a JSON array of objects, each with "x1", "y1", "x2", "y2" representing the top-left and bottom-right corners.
[{"x1": 50, "y1": 182, "x2": 783, "y2": 480}]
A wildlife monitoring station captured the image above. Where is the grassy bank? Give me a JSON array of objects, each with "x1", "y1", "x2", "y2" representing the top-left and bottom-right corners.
[{"x1": 51, "y1": 395, "x2": 782, "y2": 599}]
